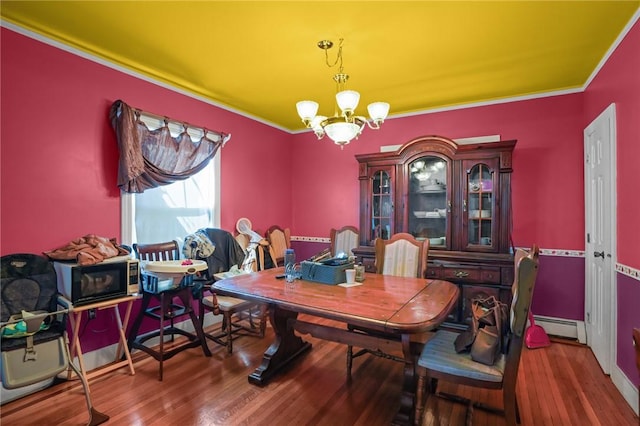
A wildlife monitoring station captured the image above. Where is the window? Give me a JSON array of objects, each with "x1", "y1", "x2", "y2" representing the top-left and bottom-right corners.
[{"x1": 120, "y1": 115, "x2": 221, "y2": 249}]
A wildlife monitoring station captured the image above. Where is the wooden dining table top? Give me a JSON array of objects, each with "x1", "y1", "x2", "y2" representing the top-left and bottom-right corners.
[{"x1": 213, "y1": 267, "x2": 459, "y2": 334}]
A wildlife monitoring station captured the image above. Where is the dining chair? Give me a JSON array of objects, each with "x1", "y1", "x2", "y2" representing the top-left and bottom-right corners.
[
  {"x1": 200, "y1": 292, "x2": 267, "y2": 354},
  {"x1": 346, "y1": 233, "x2": 430, "y2": 380},
  {"x1": 375, "y1": 232, "x2": 429, "y2": 278},
  {"x1": 235, "y1": 232, "x2": 277, "y2": 272},
  {"x1": 194, "y1": 228, "x2": 267, "y2": 354},
  {"x1": 265, "y1": 225, "x2": 291, "y2": 267},
  {"x1": 414, "y1": 245, "x2": 540, "y2": 426},
  {"x1": 330, "y1": 226, "x2": 359, "y2": 257}
]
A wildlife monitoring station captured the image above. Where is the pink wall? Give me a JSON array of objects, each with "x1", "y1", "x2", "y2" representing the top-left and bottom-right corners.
[
  {"x1": 292, "y1": 95, "x2": 586, "y2": 252},
  {"x1": 584, "y1": 19, "x2": 640, "y2": 270},
  {"x1": 0, "y1": 28, "x2": 292, "y2": 256},
  {"x1": 583, "y1": 19, "x2": 640, "y2": 388}
]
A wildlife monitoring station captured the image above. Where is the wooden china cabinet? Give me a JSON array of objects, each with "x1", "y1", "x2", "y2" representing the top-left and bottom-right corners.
[{"x1": 352, "y1": 135, "x2": 517, "y2": 329}]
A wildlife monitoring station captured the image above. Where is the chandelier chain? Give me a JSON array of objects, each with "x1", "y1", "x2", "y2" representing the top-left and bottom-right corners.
[{"x1": 324, "y1": 38, "x2": 345, "y2": 74}]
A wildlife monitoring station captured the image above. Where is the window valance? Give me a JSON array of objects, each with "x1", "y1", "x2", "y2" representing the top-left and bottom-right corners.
[{"x1": 109, "y1": 100, "x2": 230, "y2": 193}]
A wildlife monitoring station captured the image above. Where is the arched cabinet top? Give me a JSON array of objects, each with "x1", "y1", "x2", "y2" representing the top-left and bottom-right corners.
[{"x1": 355, "y1": 135, "x2": 516, "y2": 172}]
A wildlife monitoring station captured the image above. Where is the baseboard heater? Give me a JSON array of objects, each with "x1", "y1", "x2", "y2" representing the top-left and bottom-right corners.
[{"x1": 533, "y1": 315, "x2": 586, "y2": 344}]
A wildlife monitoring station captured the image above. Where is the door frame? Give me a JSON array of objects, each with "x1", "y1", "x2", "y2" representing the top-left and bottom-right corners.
[{"x1": 583, "y1": 103, "x2": 617, "y2": 375}]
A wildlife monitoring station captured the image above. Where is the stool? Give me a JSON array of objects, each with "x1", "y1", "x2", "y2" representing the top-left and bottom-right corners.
[{"x1": 127, "y1": 285, "x2": 211, "y2": 381}]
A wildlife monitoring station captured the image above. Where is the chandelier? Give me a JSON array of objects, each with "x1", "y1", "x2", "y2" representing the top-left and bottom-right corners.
[{"x1": 296, "y1": 39, "x2": 389, "y2": 148}]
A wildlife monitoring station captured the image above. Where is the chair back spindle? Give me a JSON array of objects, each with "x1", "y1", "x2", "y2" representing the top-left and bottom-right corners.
[{"x1": 134, "y1": 241, "x2": 179, "y2": 261}]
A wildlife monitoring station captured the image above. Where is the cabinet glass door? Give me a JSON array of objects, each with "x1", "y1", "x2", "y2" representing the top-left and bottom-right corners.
[
  {"x1": 465, "y1": 161, "x2": 497, "y2": 249},
  {"x1": 371, "y1": 169, "x2": 393, "y2": 241},
  {"x1": 408, "y1": 156, "x2": 449, "y2": 248}
]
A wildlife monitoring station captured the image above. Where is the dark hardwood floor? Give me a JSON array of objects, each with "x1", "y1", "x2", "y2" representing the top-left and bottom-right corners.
[{"x1": 1, "y1": 317, "x2": 638, "y2": 425}]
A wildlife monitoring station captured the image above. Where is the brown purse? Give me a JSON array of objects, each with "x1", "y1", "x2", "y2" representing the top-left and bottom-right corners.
[
  {"x1": 470, "y1": 325, "x2": 501, "y2": 365},
  {"x1": 454, "y1": 296, "x2": 508, "y2": 365}
]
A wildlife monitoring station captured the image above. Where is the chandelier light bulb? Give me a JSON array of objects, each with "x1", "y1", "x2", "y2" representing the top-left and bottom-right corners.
[
  {"x1": 296, "y1": 100, "x2": 319, "y2": 122},
  {"x1": 367, "y1": 102, "x2": 390, "y2": 124},
  {"x1": 324, "y1": 121, "x2": 361, "y2": 147},
  {"x1": 336, "y1": 90, "x2": 360, "y2": 115}
]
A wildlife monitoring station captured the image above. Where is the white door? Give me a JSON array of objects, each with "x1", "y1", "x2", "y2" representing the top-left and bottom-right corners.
[{"x1": 584, "y1": 103, "x2": 616, "y2": 374}]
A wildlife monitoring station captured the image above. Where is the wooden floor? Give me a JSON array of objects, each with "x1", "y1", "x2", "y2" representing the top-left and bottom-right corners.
[{"x1": 1, "y1": 317, "x2": 637, "y2": 425}]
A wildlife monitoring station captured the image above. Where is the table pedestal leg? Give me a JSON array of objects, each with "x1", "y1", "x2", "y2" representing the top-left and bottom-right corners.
[
  {"x1": 392, "y1": 333, "x2": 418, "y2": 426},
  {"x1": 248, "y1": 305, "x2": 311, "y2": 386}
]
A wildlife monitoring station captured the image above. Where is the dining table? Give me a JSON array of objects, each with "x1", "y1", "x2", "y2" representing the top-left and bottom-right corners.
[{"x1": 212, "y1": 267, "x2": 459, "y2": 425}]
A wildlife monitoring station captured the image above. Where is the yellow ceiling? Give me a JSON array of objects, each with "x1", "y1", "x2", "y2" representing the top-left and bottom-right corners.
[{"x1": 2, "y1": 1, "x2": 638, "y2": 131}]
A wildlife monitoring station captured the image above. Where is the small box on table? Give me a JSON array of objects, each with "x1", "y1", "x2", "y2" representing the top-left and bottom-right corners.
[{"x1": 300, "y1": 260, "x2": 354, "y2": 285}]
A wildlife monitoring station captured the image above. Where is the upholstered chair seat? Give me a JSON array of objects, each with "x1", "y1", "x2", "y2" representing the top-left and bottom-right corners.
[
  {"x1": 414, "y1": 245, "x2": 540, "y2": 426},
  {"x1": 418, "y1": 329, "x2": 506, "y2": 383}
]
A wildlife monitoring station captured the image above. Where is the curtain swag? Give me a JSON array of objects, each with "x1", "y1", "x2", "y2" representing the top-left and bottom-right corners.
[{"x1": 109, "y1": 99, "x2": 230, "y2": 193}]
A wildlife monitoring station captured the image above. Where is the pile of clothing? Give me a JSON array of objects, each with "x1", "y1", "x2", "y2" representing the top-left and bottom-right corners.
[{"x1": 44, "y1": 234, "x2": 130, "y2": 265}]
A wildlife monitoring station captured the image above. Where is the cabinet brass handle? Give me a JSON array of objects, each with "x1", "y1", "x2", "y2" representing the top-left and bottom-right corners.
[{"x1": 455, "y1": 271, "x2": 469, "y2": 278}]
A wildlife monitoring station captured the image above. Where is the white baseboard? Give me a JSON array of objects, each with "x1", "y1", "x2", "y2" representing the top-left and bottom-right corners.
[
  {"x1": 533, "y1": 315, "x2": 587, "y2": 344},
  {"x1": 611, "y1": 364, "x2": 639, "y2": 416}
]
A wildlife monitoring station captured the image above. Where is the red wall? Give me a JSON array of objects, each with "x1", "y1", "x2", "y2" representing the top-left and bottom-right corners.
[
  {"x1": 0, "y1": 28, "x2": 292, "y2": 255},
  {"x1": 291, "y1": 95, "x2": 586, "y2": 252},
  {"x1": 583, "y1": 18, "x2": 640, "y2": 388},
  {"x1": 584, "y1": 19, "x2": 640, "y2": 269}
]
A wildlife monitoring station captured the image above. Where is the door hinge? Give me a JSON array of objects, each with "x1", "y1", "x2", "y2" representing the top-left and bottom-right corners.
[{"x1": 587, "y1": 233, "x2": 590, "y2": 243}]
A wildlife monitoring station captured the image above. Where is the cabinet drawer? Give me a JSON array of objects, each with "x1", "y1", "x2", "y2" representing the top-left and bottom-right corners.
[
  {"x1": 480, "y1": 269, "x2": 501, "y2": 284},
  {"x1": 442, "y1": 267, "x2": 481, "y2": 282},
  {"x1": 441, "y1": 266, "x2": 500, "y2": 284}
]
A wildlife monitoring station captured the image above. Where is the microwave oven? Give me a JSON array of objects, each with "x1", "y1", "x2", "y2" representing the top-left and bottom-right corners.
[{"x1": 53, "y1": 257, "x2": 140, "y2": 306}]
